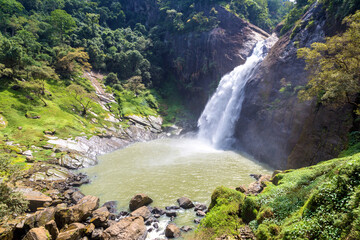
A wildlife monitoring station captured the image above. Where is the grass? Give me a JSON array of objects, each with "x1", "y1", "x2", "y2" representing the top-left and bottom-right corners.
[{"x1": 193, "y1": 154, "x2": 360, "y2": 240}]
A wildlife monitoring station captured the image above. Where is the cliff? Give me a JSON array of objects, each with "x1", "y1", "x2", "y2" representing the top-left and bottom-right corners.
[{"x1": 235, "y1": 2, "x2": 354, "y2": 169}]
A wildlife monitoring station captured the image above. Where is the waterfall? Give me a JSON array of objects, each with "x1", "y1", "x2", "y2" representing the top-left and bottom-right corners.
[{"x1": 197, "y1": 38, "x2": 274, "y2": 148}]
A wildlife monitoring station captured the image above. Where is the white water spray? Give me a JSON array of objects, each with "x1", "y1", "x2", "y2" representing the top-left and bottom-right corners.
[{"x1": 198, "y1": 37, "x2": 276, "y2": 148}]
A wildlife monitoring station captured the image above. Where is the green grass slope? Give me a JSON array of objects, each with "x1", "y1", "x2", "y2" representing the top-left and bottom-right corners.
[{"x1": 194, "y1": 153, "x2": 360, "y2": 239}]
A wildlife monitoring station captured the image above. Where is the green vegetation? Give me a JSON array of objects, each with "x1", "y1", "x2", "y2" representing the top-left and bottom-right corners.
[
  {"x1": 195, "y1": 153, "x2": 360, "y2": 239},
  {"x1": 297, "y1": 11, "x2": 360, "y2": 111}
]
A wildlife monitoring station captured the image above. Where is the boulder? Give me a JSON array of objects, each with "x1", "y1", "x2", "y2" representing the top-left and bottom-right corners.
[
  {"x1": 130, "y1": 206, "x2": 151, "y2": 221},
  {"x1": 35, "y1": 207, "x2": 56, "y2": 227},
  {"x1": 165, "y1": 223, "x2": 181, "y2": 238},
  {"x1": 56, "y1": 195, "x2": 99, "y2": 228},
  {"x1": 89, "y1": 206, "x2": 110, "y2": 227},
  {"x1": 129, "y1": 194, "x2": 153, "y2": 211},
  {"x1": 22, "y1": 227, "x2": 50, "y2": 240},
  {"x1": 196, "y1": 210, "x2": 206, "y2": 217},
  {"x1": 57, "y1": 223, "x2": 86, "y2": 240},
  {"x1": 102, "y1": 201, "x2": 118, "y2": 213},
  {"x1": 180, "y1": 226, "x2": 193, "y2": 232},
  {"x1": 165, "y1": 211, "x2": 177, "y2": 218},
  {"x1": 177, "y1": 197, "x2": 194, "y2": 209},
  {"x1": 45, "y1": 220, "x2": 59, "y2": 240},
  {"x1": 102, "y1": 216, "x2": 147, "y2": 240},
  {"x1": 16, "y1": 188, "x2": 52, "y2": 212},
  {"x1": 71, "y1": 191, "x2": 85, "y2": 203},
  {"x1": 194, "y1": 204, "x2": 207, "y2": 212},
  {"x1": 151, "y1": 207, "x2": 165, "y2": 215}
]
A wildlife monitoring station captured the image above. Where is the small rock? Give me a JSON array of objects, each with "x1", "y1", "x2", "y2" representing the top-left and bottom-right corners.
[
  {"x1": 23, "y1": 150, "x2": 33, "y2": 156},
  {"x1": 42, "y1": 144, "x2": 54, "y2": 150},
  {"x1": 165, "y1": 211, "x2": 177, "y2": 218},
  {"x1": 26, "y1": 156, "x2": 35, "y2": 163},
  {"x1": 165, "y1": 206, "x2": 180, "y2": 211},
  {"x1": 177, "y1": 197, "x2": 195, "y2": 209},
  {"x1": 102, "y1": 217, "x2": 147, "y2": 240},
  {"x1": 154, "y1": 214, "x2": 161, "y2": 218},
  {"x1": 72, "y1": 191, "x2": 85, "y2": 203},
  {"x1": 180, "y1": 226, "x2": 193, "y2": 232},
  {"x1": 153, "y1": 223, "x2": 159, "y2": 229},
  {"x1": 236, "y1": 185, "x2": 247, "y2": 193},
  {"x1": 250, "y1": 174, "x2": 261, "y2": 180},
  {"x1": 194, "y1": 204, "x2": 207, "y2": 212},
  {"x1": 18, "y1": 126, "x2": 23, "y2": 130},
  {"x1": 151, "y1": 207, "x2": 165, "y2": 215},
  {"x1": 196, "y1": 210, "x2": 206, "y2": 217},
  {"x1": 165, "y1": 223, "x2": 181, "y2": 238},
  {"x1": 194, "y1": 219, "x2": 201, "y2": 224},
  {"x1": 129, "y1": 194, "x2": 153, "y2": 211},
  {"x1": 148, "y1": 228, "x2": 153, "y2": 232}
]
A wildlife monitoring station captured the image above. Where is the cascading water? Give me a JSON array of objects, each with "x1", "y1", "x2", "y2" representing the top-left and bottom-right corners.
[{"x1": 198, "y1": 37, "x2": 276, "y2": 148}]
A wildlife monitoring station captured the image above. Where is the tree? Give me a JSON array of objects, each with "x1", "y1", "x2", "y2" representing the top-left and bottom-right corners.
[
  {"x1": 67, "y1": 84, "x2": 97, "y2": 116},
  {"x1": 297, "y1": 11, "x2": 360, "y2": 111},
  {"x1": 123, "y1": 76, "x2": 145, "y2": 94},
  {"x1": 104, "y1": 72, "x2": 119, "y2": 86},
  {"x1": 54, "y1": 46, "x2": 91, "y2": 76},
  {"x1": 50, "y1": 9, "x2": 76, "y2": 44}
]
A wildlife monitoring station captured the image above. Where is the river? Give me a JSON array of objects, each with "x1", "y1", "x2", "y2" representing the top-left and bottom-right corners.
[{"x1": 79, "y1": 137, "x2": 272, "y2": 239}]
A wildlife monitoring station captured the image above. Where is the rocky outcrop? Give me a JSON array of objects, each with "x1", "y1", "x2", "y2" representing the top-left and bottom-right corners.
[{"x1": 234, "y1": 2, "x2": 354, "y2": 169}]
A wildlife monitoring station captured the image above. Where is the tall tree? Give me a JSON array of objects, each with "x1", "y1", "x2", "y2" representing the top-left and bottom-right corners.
[{"x1": 50, "y1": 9, "x2": 76, "y2": 44}]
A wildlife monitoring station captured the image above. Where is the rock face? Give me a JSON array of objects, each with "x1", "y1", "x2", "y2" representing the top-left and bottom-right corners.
[
  {"x1": 129, "y1": 194, "x2": 153, "y2": 211},
  {"x1": 234, "y1": 3, "x2": 354, "y2": 169},
  {"x1": 167, "y1": 6, "x2": 269, "y2": 115},
  {"x1": 102, "y1": 216, "x2": 147, "y2": 240}
]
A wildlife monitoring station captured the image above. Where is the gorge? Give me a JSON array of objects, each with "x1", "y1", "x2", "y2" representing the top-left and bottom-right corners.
[{"x1": 1, "y1": 0, "x2": 360, "y2": 239}]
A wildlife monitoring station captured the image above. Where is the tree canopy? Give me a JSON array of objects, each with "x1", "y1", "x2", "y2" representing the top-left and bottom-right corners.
[{"x1": 297, "y1": 11, "x2": 360, "y2": 110}]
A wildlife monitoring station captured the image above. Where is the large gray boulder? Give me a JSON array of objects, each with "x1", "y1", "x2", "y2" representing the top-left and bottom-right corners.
[{"x1": 177, "y1": 197, "x2": 194, "y2": 209}]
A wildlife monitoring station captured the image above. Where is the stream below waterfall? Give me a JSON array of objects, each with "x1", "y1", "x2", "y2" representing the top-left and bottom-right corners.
[{"x1": 79, "y1": 138, "x2": 272, "y2": 239}]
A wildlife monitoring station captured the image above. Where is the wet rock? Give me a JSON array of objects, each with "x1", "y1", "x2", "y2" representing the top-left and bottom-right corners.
[
  {"x1": 129, "y1": 194, "x2": 153, "y2": 211},
  {"x1": 196, "y1": 210, "x2": 206, "y2": 217},
  {"x1": 102, "y1": 201, "x2": 118, "y2": 213},
  {"x1": 130, "y1": 206, "x2": 151, "y2": 221},
  {"x1": 16, "y1": 188, "x2": 52, "y2": 212},
  {"x1": 165, "y1": 223, "x2": 181, "y2": 238},
  {"x1": 153, "y1": 223, "x2": 159, "y2": 229},
  {"x1": 102, "y1": 216, "x2": 147, "y2": 240},
  {"x1": 180, "y1": 226, "x2": 193, "y2": 232},
  {"x1": 194, "y1": 203, "x2": 207, "y2": 212},
  {"x1": 23, "y1": 227, "x2": 50, "y2": 240},
  {"x1": 165, "y1": 206, "x2": 180, "y2": 211},
  {"x1": 45, "y1": 220, "x2": 59, "y2": 240},
  {"x1": 194, "y1": 219, "x2": 201, "y2": 224},
  {"x1": 165, "y1": 211, "x2": 177, "y2": 218},
  {"x1": 151, "y1": 207, "x2": 165, "y2": 215},
  {"x1": 57, "y1": 223, "x2": 86, "y2": 240},
  {"x1": 147, "y1": 228, "x2": 153, "y2": 233},
  {"x1": 90, "y1": 206, "x2": 110, "y2": 228},
  {"x1": 153, "y1": 214, "x2": 160, "y2": 218},
  {"x1": 177, "y1": 197, "x2": 195, "y2": 209},
  {"x1": 250, "y1": 174, "x2": 261, "y2": 180}
]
